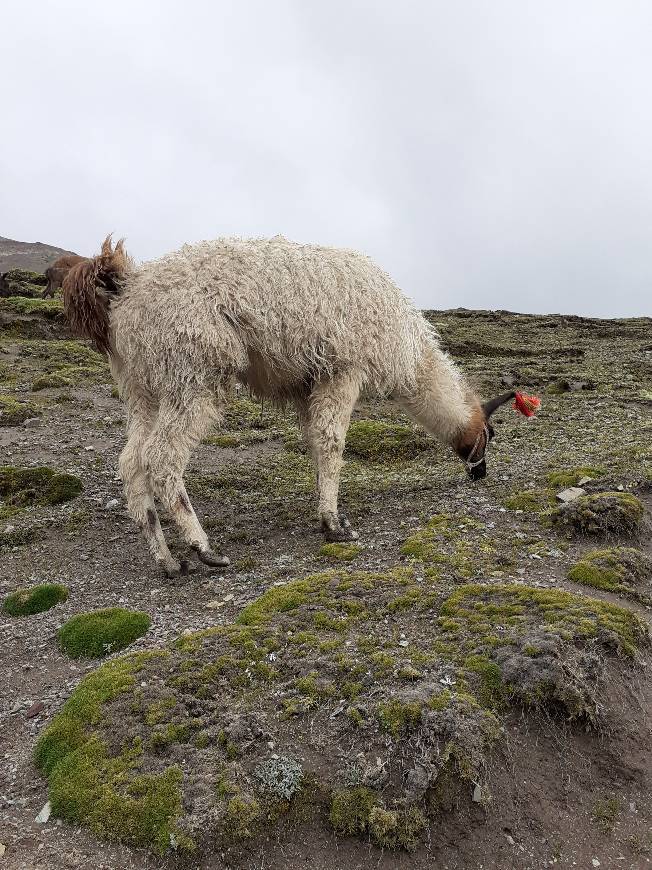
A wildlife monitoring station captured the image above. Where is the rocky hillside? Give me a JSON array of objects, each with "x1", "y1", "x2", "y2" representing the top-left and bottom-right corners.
[
  {"x1": 0, "y1": 281, "x2": 651, "y2": 869},
  {"x1": 0, "y1": 236, "x2": 79, "y2": 274}
]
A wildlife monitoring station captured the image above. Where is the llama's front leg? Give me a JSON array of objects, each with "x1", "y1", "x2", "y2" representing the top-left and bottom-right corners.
[
  {"x1": 309, "y1": 375, "x2": 360, "y2": 542},
  {"x1": 119, "y1": 429, "x2": 183, "y2": 578},
  {"x1": 144, "y1": 399, "x2": 229, "y2": 570},
  {"x1": 170, "y1": 481, "x2": 229, "y2": 568}
]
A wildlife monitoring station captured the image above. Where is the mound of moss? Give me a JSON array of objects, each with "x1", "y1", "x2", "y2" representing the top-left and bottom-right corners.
[
  {"x1": 552, "y1": 492, "x2": 644, "y2": 537},
  {"x1": 3, "y1": 582, "x2": 68, "y2": 616},
  {"x1": 330, "y1": 788, "x2": 426, "y2": 851},
  {"x1": 35, "y1": 569, "x2": 647, "y2": 855},
  {"x1": 10, "y1": 340, "x2": 110, "y2": 388},
  {"x1": 547, "y1": 466, "x2": 605, "y2": 488},
  {"x1": 0, "y1": 269, "x2": 47, "y2": 298},
  {"x1": 0, "y1": 395, "x2": 41, "y2": 427},
  {"x1": 400, "y1": 514, "x2": 524, "y2": 579},
  {"x1": 58, "y1": 608, "x2": 151, "y2": 658},
  {"x1": 32, "y1": 372, "x2": 73, "y2": 391},
  {"x1": 345, "y1": 420, "x2": 430, "y2": 461},
  {"x1": 568, "y1": 547, "x2": 652, "y2": 599},
  {"x1": 318, "y1": 542, "x2": 361, "y2": 562},
  {"x1": 0, "y1": 296, "x2": 63, "y2": 320},
  {"x1": 504, "y1": 488, "x2": 556, "y2": 513},
  {"x1": 0, "y1": 465, "x2": 82, "y2": 507}
]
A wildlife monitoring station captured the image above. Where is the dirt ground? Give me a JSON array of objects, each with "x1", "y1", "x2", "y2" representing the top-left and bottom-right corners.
[{"x1": 1, "y1": 301, "x2": 651, "y2": 869}]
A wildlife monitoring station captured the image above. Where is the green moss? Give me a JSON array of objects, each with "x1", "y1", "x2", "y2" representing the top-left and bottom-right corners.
[
  {"x1": 568, "y1": 547, "x2": 651, "y2": 596},
  {"x1": 59, "y1": 608, "x2": 151, "y2": 658},
  {"x1": 0, "y1": 465, "x2": 82, "y2": 506},
  {"x1": 330, "y1": 788, "x2": 425, "y2": 851},
  {"x1": 32, "y1": 371, "x2": 73, "y2": 391},
  {"x1": 440, "y1": 583, "x2": 647, "y2": 660},
  {"x1": 236, "y1": 581, "x2": 312, "y2": 625},
  {"x1": 376, "y1": 699, "x2": 423, "y2": 736},
  {"x1": 222, "y1": 795, "x2": 261, "y2": 840},
  {"x1": 1, "y1": 296, "x2": 63, "y2": 319},
  {"x1": 0, "y1": 524, "x2": 38, "y2": 548},
  {"x1": 553, "y1": 492, "x2": 644, "y2": 536},
  {"x1": 329, "y1": 787, "x2": 379, "y2": 834},
  {"x1": 2, "y1": 268, "x2": 47, "y2": 287},
  {"x1": 368, "y1": 805, "x2": 426, "y2": 852},
  {"x1": 464, "y1": 655, "x2": 506, "y2": 709},
  {"x1": 3, "y1": 582, "x2": 68, "y2": 616},
  {"x1": 35, "y1": 652, "x2": 166, "y2": 776},
  {"x1": 47, "y1": 737, "x2": 186, "y2": 854},
  {"x1": 504, "y1": 488, "x2": 556, "y2": 513},
  {"x1": 0, "y1": 395, "x2": 41, "y2": 426},
  {"x1": 547, "y1": 466, "x2": 605, "y2": 487},
  {"x1": 345, "y1": 419, "x2": 430, "y2": 460},
  {"x1": 318, "y1": 542, "x2": 361, "y2": 562}
]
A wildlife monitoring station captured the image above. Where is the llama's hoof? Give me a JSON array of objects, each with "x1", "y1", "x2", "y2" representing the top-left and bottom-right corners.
[
  {"x1": 324, "y1": 528, "x2": 359, "y2": 542},
  {"x1": 195, "y1": 548, "x2": 230, "y2": 569},
  {"x1": 160, "y1": 560, "x2": 182, "y2": 579}
]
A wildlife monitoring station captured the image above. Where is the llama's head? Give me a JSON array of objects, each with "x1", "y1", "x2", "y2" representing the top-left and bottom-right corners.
[{"x1": 454, "y1": 391, "x2": 516, "y2": 480}]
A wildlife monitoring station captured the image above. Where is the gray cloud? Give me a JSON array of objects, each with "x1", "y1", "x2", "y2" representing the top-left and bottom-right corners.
[{"x1": 2, "y1": 0, "x2": 651, "y2": 316}]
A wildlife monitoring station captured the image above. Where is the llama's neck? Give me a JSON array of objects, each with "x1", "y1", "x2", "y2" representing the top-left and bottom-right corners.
[{"x1": 398, "y1": 340, "x2": 478, "y2": 444}]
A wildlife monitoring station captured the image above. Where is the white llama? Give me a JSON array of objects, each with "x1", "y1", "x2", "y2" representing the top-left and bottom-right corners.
[{"x1": 63, "y1": 236, "x2": 516, "y2": 577}]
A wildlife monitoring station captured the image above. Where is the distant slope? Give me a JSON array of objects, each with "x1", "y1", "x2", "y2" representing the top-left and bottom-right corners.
[{"x1": 0, "y1": 236, "x2": 79, "y2": 273}]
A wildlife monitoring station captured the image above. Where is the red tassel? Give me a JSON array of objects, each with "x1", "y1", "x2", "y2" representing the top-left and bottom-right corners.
[{"x1": 513, "y1": 391, "x2": 541, "y2": 418}]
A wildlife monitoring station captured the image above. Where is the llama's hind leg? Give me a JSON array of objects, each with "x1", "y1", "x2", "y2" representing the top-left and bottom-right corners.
[
  {"x1": 143, "y1": 397, "x2": 229, "y2": 569},
  {"x1": 119, "y1": 398, "x2": 182, "y2": 577},
  {"x1": 308, "y1": 373, "x2": 361, "y2": 542}
]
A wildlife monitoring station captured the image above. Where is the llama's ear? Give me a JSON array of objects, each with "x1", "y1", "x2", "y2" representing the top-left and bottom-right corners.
[
  {"x1": 100, "y1": 234, "x2": 114, "y2": 257},
  {"x1": 482, "y1": 391, "x2": 516, "y2": 418}
]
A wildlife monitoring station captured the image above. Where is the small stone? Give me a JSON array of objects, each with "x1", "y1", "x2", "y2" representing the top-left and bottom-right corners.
[
  {"x1": 223, "y1": 593, "x2": 234, "y2": 602},
  {"x1": 472, "y1": 784, "x2": 482, "y2": 802},
  {"x1": 578, "y1": 476, "x2": 593, "y2": 486},
  {"x1": 0, "y1": 843, "x2": 5, "y2": 857},
  {"x1": 22, "y1": 417, "x2": 40, "y2": 428},
  {"x1": 3, "y1": 525, "x2": 15, "y2": 534},
  {"x1": 592, "y1": 860, "x2": 600, "y2": 868},
  {"x1": 398, "y1": 640, "x2": 409, "y2": 647},
  {"x1": 25, "y1": 701, "x2": 45, "y2": 719},
  {"x1": 10, "y1": 701, "x2": 22, "y2": 714},
  {"x1": 205, "y1": 600, "x2": 224, "y2": 610},
  {"x1": 35, "y1": 801, "x2": 51, "y2": 824},
  {"x1": 556, "y1": 487, "x2": 586, "y2": 503},
  {"x1": 84, "y1": 445, "x2": 95, "y2": 451},
  {"x1": 105, "y1": 498, "x2": 120, "y2": 510}
]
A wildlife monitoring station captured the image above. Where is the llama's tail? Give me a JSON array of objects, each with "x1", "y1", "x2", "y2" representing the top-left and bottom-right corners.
[{"x1": 62, "y1": 235, "x2": 132, "y2": 355}]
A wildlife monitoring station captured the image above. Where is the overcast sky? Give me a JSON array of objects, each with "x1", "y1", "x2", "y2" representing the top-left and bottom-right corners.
[{"x1": 2, "y1": 1, "x2": 651, "y2": 316}]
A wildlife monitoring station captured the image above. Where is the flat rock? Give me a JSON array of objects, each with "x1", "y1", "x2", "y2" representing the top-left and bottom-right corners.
[
  {"x1": 25, "y1": 700, "x2": 45, "y2": 718},
  {"x1": 35, "y1": 801, "x2": 51, "y2": 824},
  {"x1": 556, "y1": 487, "x2": 587, "y2": 503}
]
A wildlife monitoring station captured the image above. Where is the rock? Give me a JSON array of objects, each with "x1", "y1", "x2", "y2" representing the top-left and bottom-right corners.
[
  {"x1": 35, "y1": 801, "x2": 51, "y2": 824},
  {"x1": 22, "y1": 417, "x2": 40, "y2": 429},
  {"x1": 204, "y1": 600, "x2": 224, "y2": 610},
  {"x1": 25, "y1": 701, "x2": 45, "y2": 718},
  {"x1": 556, "y1": 487, "x2": 586, "y2": 503},
  {"x1": 577, "y1": 476, "x2": 593, "y2": 486},
  {"x1": 592, "y1": 860, "x2": 600, "y2": 868},
  {"x1": 104, "y1": 498, "x2": 120, "y2": 510},
  {"x1": 472, "y1": 783, "x2": 483, "y2": 802},
  {"x1": 0, "y1": 843, "x2": 5, "y2": 857}
]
